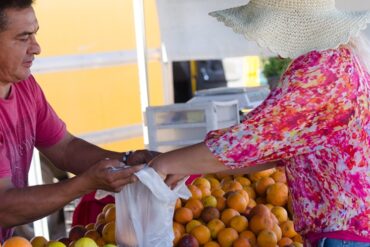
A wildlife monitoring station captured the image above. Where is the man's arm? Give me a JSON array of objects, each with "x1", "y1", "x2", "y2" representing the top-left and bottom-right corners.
[
  {"x1": 39, "y1": 131, "x2": 157, "y2": 174},
  {"x1": 0, "y1": 159, "x2": 142, "y2": 228},
  {"x1": 0, "y1": 132, "x2": 156, "y2": 228}
]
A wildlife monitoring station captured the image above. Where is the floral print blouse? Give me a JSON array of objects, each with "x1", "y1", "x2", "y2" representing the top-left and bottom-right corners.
[{"x1": 205, "y1": 47, "x2": 370, "y2": 238}]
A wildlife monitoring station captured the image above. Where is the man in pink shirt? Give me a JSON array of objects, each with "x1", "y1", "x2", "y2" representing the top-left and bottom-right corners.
[{"x1": 0, "y1": 0, "x2": 154, "y2": 241}]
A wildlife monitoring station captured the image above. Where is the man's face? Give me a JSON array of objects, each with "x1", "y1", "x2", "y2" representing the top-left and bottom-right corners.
[{"x1": 0, "y1": 7, "x2": 40, "y2": 84}]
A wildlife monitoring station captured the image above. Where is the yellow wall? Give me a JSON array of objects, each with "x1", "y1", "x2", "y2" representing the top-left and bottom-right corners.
[
  {"x1": 33, "y1": 0, "x2": 163, "y2": 151},
  {"x1": 34, "y1": 0, "x2": 161, "y2": 55}
]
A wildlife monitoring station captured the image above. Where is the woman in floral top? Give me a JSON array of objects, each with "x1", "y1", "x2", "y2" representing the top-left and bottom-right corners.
[{"x1": 151, "y1": 0, "x2": 370, "y2": 246}]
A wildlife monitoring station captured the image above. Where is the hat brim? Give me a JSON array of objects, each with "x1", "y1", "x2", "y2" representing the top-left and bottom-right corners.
[{"x1": 209, "y1": 4, "x2": 370, "y2": 58}]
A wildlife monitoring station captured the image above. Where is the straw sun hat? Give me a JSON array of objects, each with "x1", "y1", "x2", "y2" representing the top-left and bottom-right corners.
[{"x1": 209, "y1": 0, "x2": 370, "y2": 58}]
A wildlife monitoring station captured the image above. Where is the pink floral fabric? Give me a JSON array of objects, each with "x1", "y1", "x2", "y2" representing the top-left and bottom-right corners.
[{"x1": 205, "y1": 47, "x2": 370, "y2": 237}]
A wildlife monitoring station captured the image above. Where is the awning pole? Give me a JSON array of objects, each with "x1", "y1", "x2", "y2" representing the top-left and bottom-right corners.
[{"x1": 133, "y1": 0, "x2": 150, "y2": 145}]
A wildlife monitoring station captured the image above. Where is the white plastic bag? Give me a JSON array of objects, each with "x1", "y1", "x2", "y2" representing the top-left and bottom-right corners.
[{"x1": 115, "y1": 166, "x2": 191, "y2": 247}]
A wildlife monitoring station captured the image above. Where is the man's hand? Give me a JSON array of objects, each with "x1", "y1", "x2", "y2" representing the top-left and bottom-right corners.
[
  {"x1": 80, "y1": 158, "x2": 144, "y2": 193},
  {"x1": 126, "y1": 150, "x2": 161, "y2": 166}
]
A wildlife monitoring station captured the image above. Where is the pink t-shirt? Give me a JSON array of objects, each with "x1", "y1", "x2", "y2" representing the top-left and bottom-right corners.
[{"x1": 0, "y1": 75, "x2": 66, "y2": 241}]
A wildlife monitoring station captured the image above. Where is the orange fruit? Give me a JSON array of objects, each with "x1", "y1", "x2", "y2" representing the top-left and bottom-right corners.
[
  {"x1": 222, "y1": 181, "x2": 243, "y2": 193},
  {"x1": 271, "y1": 206, "x2": 288, "y2": 224},
  {"x1": 271, "y1": 170, "x2": 287, "y2": 183},
  {"x1": 186, "y1": 219, "x2": 203, "y2": 233},
  {"x1": 226, "y1": 191, "x2": 248, "y2": 213},
  {"x1": 212, "y1": 188, "x2": 225, "y2": 198},
  {"x1": 193, "y1": 177, "x2": 211, "y2": 189},
  {"x1": 243, "y1": 186, "x2": 256, "y2": 200},
  {"x1": 229, "y1": 215, "x2": 248, "y2": 233},
  {"x1": 291, "y1": 242, "x2": 304, "y2": 247},
  {"x1": 257, "y1": 230, "x2": 278, "y2": 247},
  {"x1": 272, "y1": 224, "x2": 282, "y2": 241},
  {"x1": 204, "y1": 241, "x2": 221, "y2": 247},
  {"x1": 255, "y1": 177, "x2": 275, "y2": 196},
  {"x1": 102, "y1": 203, "x2": 115, "y2": 215},
  {"x1": 232, "y1": 237, "x2": 251, "y2": 247},
  {"x1": 188, "y1": 184, "x2": 203, "y2": 200},
  {"x1": 207, "y1": 218, "x2": 226, "y2": 239},
  {"x1": 215, "y1": 173, "x2": 233, "y2": 181},
  {"x1": 293, "y1": 234, "x2": 304, "y2": 243},
  {"x1": 278, "y1": 237, "x2": 293, "y2": 247},
  {"x1": 220, "y1": 208, "x2": 240, "y2": 226},
  {"x1": 237, "y1": 189, "x2": 251, "y2": 204},
  {"x1": 174, "y1": 221, "x2": 186, "y2": 235},
  {"x1": 30, "y1": 236, "x2": 48, "y2": 247},
  {"x1": 104, "y1": 206, "x2": 116, "y2": 223},
  {"x1": 199, "y1": 186, "x2": 212, "y2": 198},
  {"x1": 175, "y1": 198, "x2": 182, "y2": 209},
  {"x1": 247, "y1": 199, "x2": 257, "y2": 209},
  {"x1": 95, "y1": 237, "x2": 105, "y2": 246},
  {"x1": 174, "y1": 207, "x2": 193, "y2": 224},
  {"x1": 84, "y1": 229, "x2": 100, "y2": 241},
  {"x1": 101, "y1": 221, "x2": 115, "y2": 244},
  {"x1": 185, "y1": 198, "x2": 204, "y2": 218},
  {"x1": 178, "y1": 234, "x2": 199, "y2": 247},
  {"x1": 200, "y1": 207, "x2": 220, "y2": 223},
  {"x1": 235, "y1": 176, "x2": 251, "y2": 186},
  {"x1": 217, "y1": 228, "x2": 238, "y2": 247},
  {"x1": 266, "y1": 182, "x2": 288, "y2": 206},
  {"x1": 202, "y1": 195, "x2": 218, "y2": 208},
  {"x1": 190, "y1": 225, "x2": 211, "y2": 244},
  {"x1": 216, "y1": 196, "x2": 226, "y2": 211},
  {"x1": 239, "y1": 231, "x2": 257, "y2": 247},
  {"x1": 266, "y1": 204, "x2": 274, "y2": 210},
  {"x1": 95, "y1": 212, "x2": 105, "y2": 224},
  {"x1": 249, "y1": 214, "x2": 274, "y2": 234},
  {"x1": 85, "y1": 223, "x2": 95, "y2": 231},
  {"x1": 248, "y1": 204, "x2": 271, "y2": 220},
  {"x1": 3, "y1": 236, "x2": 32, "y2": 247},
  {"x1": 280, "y1": 220, "x2": 297, "y2": 238},
  {"x1": 207, "y1": 177, "x2": 221, "y2": 190},
  {"x1": 248, "y1": 168, "x2": 275, "y2": 182},
  {"x1": 173, "y1": 222, "x2": 185, "y2": 246}
]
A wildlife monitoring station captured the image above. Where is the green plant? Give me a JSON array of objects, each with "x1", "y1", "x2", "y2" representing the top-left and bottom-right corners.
[{"x1": 262, "y1": 57, "x2": 291, "y2": 78}]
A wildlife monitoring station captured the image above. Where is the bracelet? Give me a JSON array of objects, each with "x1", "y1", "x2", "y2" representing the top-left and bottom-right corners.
[{"x1": 122, "y1": 150, "x2": 133, "y2": 164}]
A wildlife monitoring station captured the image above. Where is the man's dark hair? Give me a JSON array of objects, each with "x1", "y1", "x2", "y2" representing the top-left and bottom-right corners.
[{"x1": 0, "y1": 0, "x2": 34, "y2": 32}]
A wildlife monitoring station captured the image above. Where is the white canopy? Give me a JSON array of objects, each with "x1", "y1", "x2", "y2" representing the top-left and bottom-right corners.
[{"x1": 156, "y1": 0, "x2": 370, "y2": 61}]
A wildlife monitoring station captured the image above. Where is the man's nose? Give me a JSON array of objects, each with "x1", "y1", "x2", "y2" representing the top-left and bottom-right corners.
[{"x1": 29, "y1": 35, "x2": 41, "y2": 55}]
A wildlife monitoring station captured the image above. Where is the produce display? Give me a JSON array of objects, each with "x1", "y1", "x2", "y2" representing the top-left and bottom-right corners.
[
  {"x1": 173, "y1": 168, "x2": 303, "y2": 247},
  {"x1": 5, "y1": 168, "x2": 303, "y2": 247}
]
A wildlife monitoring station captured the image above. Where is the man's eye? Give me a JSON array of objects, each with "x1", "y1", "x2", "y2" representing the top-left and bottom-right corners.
[{"x1": 19, "y1": 36, "x2": 29, "y2": 42}]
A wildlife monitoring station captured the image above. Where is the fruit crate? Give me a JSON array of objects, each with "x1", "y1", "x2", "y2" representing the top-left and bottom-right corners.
[
  {"x1": 188, "y1": 86, "x2": 270, "y2": 110},
  {"x1": 146, "y1": 100, "x2": 239, "y2": 152}
]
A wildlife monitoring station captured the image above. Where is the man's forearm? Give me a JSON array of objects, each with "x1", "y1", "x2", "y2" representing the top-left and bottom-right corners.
[
  {"x1": 0, "y1": 176, "x2": 89, "y2": 228},
  {"x1": 45, "y1": 135, "x2": 123, "y2": 175}
]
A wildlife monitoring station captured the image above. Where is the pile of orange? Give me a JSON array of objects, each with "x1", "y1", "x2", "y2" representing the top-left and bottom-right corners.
[
  {"x1": 28, "y1": 203, "x2": 117, "y2": 247},
  {"x1": 22, "y1": 167, "x2": 302, "y2": 247},
  {"x1": 174, "y1": 168, "x2": 304, "y2": 247}
]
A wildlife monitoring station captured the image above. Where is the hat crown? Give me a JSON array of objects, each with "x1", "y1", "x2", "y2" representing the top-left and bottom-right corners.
[{"x1": 250, "y1": 0, "x2": 335, "y2": 10}]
